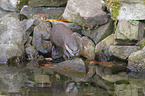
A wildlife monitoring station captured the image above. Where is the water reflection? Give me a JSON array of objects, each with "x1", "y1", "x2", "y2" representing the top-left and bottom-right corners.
[{"x1": 0, "y1": 59, "x2": 145, "y2": 96}]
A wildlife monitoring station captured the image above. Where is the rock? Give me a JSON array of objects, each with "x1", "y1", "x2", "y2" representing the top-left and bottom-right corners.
[
  {"x1": 32, "y1": 21, "x2": 52, "y2": 53},
  {"x1": 20, "y1": 5, "x2": 65, "y2": 19},
  {"x1": 73, "y1": 33, "x2": 95, "y2": 59},
  {"x1": 20, "y1": 18, "x2": 37, "y2": 33},
  {"x1": 128, "y1": 47, "x2": 145, "y2": 72},
  {"x1": 82, "y1": 19, "x2": 114, "y2": 44},
  {"x1": 48, "y1": 58, "x2": 86, "y2": 81},
  {"x1": 63, "y1": 0, "x2": 108, "y2": 27},
  {"x1": 80, "y1": 36, "x2": 95, "y2": 60},
  {"x1": 0, "y1": 0, "x2": 17, "y2": 11},
  {"x1": 115, "y1": 84, "x2": 138, "y2": 96},
  {"x1": 0, "y1": 12, "x2": 24, "y2": 63},
  {"x1": 95, "y1": 34, "x2": 115, "y2": 61},
  {"x1": 52, "y1": 21, "x2": 82, "y2": 33},
  {"x1": 115, "y1": 20, "x2": 144, "y2": 44},
  {"x1": 25, "y1": 46, "x2": 39, "y2": 58},
  {"x1": 109, "y1": 45, "x2": 140, "y2": 60},
  {"x1": 0, "y1": 44, "x2": 24, "y2": 63},
  {"x1": 117, "y1": 1, "x2": 145, "y2": 20},
  {"x1": 29, "y1": 0, "x2": 67, "y2": 7}
]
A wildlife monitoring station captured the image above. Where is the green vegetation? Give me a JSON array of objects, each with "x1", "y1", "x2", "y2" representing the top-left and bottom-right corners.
[
  {"x1": 16, "y1": 0, "x2": 29, "y2": 10},
  {"x1": 105, "y1": 0, "x2": 122, "y2": 19}
]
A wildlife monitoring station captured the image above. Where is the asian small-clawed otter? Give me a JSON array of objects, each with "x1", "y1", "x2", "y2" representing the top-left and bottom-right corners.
[{"x1": 50, "y1": 23, "x2": 79, "y2": 59}]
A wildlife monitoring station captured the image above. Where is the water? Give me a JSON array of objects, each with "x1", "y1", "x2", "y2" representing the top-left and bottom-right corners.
[{"x1": 0, "y1": 59, "x2": 144, "y2": 96}]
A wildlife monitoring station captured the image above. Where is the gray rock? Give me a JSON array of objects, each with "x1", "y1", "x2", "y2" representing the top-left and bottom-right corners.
[
  {"x1": 63, "y1": 0, "x2": 108, "y2": 27},
  {"x1": 117, "y1": 1, "x2": 145, "y2": 20},
  {"x1": 48, "y1": 58, "x2": 86, "y2": 81},
  {"x1": 109, "y1": 45, "x2": 140, "y2": 60},
  {"x1": 128, "y1": 47, "x2": 145, "y2": 72},
  {"x1": 0, "y1": 44, "x2": 23, "y2": 63},
  {"x1": 29, "y1": 0, "x2": 67, "y2": 7},
  {"x1": 73, "y1": 33, "x2": 95, "y2": 59},
  {"x1": 82, "y1": 19, "x2": 114, "y2": 44},
  {"x1": 115, "y1": 20, "x2": 144, "y2": 44},
  {"x1": 20, "y1": 18, "x2": 37, "y2": 33},
  {"x1": 0, "y1": 12, "x2": 24, "y2": 63},
  {"x1": 20, "y1": 5, "x2": 65, "y2": 19},
  {"x1": 52, "y1": 21, "x2": 82, "y2": 33},
  {"x1": 0, "y1": 0, "x2": 17, "y2": 11},
  {"x1": 25, "y1": 46, "x2": 39, "y2": 58},
  {"x1": 95, "y1": 34, "x2": 115, "y2": 61},
  {"x1": 32, "y1": 21, "x2": 52, "y2": 53}
]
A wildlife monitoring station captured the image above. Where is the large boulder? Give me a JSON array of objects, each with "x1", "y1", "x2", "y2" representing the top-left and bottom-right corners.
[
  {"x1": 63, "y1": 0, "x2": 108, "y2": 28},
  {"x1": 109, "y1": 45, "x2": 140, "y2": 60},
  {"x1": 117, "y1": 0, "x2": 145, "y2": 20},
  {"x1": 115, "y1": 20, "x2": 144, "y2": 44},
  {"x1": 128, "y1": 47, "x2": 145, "y2": 72},
  {"x1": 28, "y1": 0, "x2": 67, "y2": 7},
  {"x1": 0, "y1": 12, "x2": 24, "y2": 63}
]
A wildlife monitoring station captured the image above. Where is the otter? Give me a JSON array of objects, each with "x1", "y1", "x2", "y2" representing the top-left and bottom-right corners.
[{"x1": 50, "y1": 23, "x2": 79, "y2": 59}]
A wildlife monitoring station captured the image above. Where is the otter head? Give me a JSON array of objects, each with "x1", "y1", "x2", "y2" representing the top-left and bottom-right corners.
[{"x1": 64, "y1": 34, "x2": 79, "y2": 59}]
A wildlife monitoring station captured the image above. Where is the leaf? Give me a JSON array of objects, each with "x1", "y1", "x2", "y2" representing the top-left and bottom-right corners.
[
  {"x1": 85, "y1": 93, "x2": 95, "y2": 95},
  {"x1": 42, "y1": 63, "x2": 58, "y2": 67},
  {"x1": 45, "y1": 19, "x2": 69, "y2": 23}
]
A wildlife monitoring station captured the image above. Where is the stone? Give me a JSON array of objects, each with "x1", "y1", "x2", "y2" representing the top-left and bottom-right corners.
[
  {"x1": 95, "y1": 34, "x2": 115, "y2": 61},
  {"x1": 48, "y1": 58, "x2": 86, "y2": 81},
  {"x1": 52, "y1": 21, "x2": 82, "y2": 33},
  {"x1": 0, "y1": 44, "x2": 23, "y2": 63},
  {"x1": 117, "y1": 1, "x2": 145, "y2": 20},
  {"x1": 32, "y1": 21, "x2": 52, "y2": 53},
  {"x1": 0, "y1": 12, "x2": 24, "y2": 63},
  {"x1": 82, "y1": 19, "x2": 114, "y2": 44},
  {"x1": 128, "y1": 47, "x2": 145, "y2": 72},
  {"x1": 29, "y1": 0, "x2": 67, "y2": 7},
  {"x1": 115, "y1": 20, "x2": 144, "y2": 44},
  {"x1": 109, "y1": 45, "x2": 140, "y2": 60},
  {"x1": 20, "y1": 5, "x2": 65, "y2": 19},
  {"x1": 0, "y1": 0, "x2": 17, "y2": 11},
  {"x1": 63, "y1": 0, "x2": 108, "y2": 28},
  {"x1": 73, "y1": 33, "x2": 95, "y2": 59},
  {"x1": 25, "y1": 46, "x2": 39, "y2": 58}
]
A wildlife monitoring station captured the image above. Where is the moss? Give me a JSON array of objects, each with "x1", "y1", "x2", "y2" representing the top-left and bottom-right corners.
[
  {"x1": 105, "y1": 0, "x2": 122, "y2": 19},
  {"x1": 16, "y1": 0, "x2": 29, "y2": 10}
]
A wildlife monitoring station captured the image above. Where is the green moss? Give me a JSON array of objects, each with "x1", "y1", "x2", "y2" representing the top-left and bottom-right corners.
[
  {"x1": 16, "y1": 0, "x2": 29, "y2": 10},
  {"x1": 139, "y1": 39, "x2": 145, "y2": 48},
  {"x1": 105, "y1": 0, "x2": 122, "y2": 19}
]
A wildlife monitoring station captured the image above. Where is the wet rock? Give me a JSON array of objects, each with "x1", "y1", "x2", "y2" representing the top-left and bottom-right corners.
[
  {"x1": 95, "y1": 34, "x2": 115, "y2": 61},
  {"x1": 32, "y1": 21, "x2": 52, "y2": 53},
  {"x1": 73, "y1": 33, "x2": 95, "y2": 59},
  {"x1": 0, "y1": 66, "x2": 26, "y2": 92},
  {"x1": 0, "y1": 0, "x2": 17, "y2": 11},
  {"x1": 115, "y1": 20, "x2": 144, "y2": 44},
  {"x1": 117, "y1": 0, "x2": 145, "y2": 20},
  {"x1": 128, "y1": 47, "x2": 145, "y2": 72},
  {"x1": 63, "y1": 0, "x2": 108, "y2": 28},
  {"x1": 25, "y1": 46, "x2": 39, "y2": 58},
  {"x1": 109, "y1": 45, "x2": 140, "y2": 60},
  {"x1": 48, "y1": 58, "x2": 86, "y2": 81},
  {"x1": 0, "y1": 12, "x2": 24, "y2": 63},
  {"x1": 52, "y1": 21, "x2": 82, "y2": 33},
  {"x1": 115, "y1": 84, "x2": 138, "y2": 96},
  {"x1": 82, "y1": 19, "x2": 114, "y2": 44},
  {"x1": 20, "y1": 6, "x2": 65, "y2": 19},
  {"x1": 29, "y1": 0, "x2": 67, "y2": 7}
]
